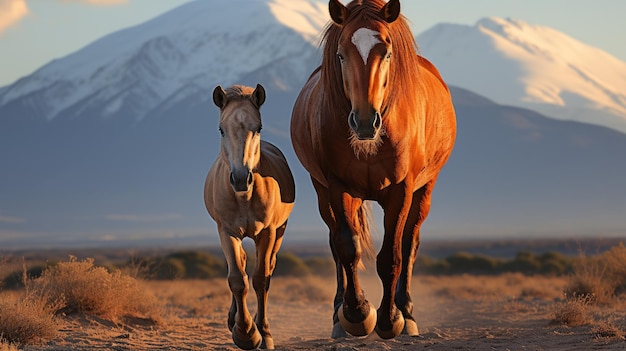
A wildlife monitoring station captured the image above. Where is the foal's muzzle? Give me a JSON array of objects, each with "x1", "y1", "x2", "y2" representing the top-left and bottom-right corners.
[
  {"x1": 229, "y1": 169, "x2": 253, "y2": 192},
  {"x1": 348, "y1": 110, "x2": 382, "y2": 140}
]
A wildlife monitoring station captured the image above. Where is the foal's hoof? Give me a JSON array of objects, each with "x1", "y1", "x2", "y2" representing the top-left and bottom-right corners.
[
  {"x1": 403, "y1": 318, "x2": 419, "y2": 336},
  {"x1": 232, "y1": 323, "x2": 262, "y2": 350},
  {"x1": 338, "y1": 302, "x2": 377, "y2": 337},
  {"x1": 375, "y1": 312, "x2": 405, "y2": 339}
]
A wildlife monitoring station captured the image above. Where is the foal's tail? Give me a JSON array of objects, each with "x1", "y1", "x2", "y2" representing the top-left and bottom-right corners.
[{"x1": 357, "y1": 202, "x2": 376, "y2": 266}]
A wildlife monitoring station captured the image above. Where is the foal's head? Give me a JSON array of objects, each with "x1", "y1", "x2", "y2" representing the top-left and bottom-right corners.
[
  {"x1": 326, "y1": 0, "x2": 402, "y2": 157},
  {"x1": 212, "y1": 84, "x2": 265, "y2": 193}
]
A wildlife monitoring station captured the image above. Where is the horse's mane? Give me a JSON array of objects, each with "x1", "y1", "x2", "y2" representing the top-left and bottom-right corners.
[{"x1": 321, "y1": 0, "x2": 420, "y2": 116}]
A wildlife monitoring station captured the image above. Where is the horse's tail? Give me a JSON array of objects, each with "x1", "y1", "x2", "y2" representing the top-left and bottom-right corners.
[{"x1": 356, "y1": 201, "x2": 376, "y2": 268}]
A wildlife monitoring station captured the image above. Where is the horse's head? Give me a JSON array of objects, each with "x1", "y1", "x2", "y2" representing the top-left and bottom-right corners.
[
  {"x1": 212, "y1": 84, "x2": 266, "y2": 193},
  {"x1": 329, "y1": 0, "x2": 400, "y2": 152}
]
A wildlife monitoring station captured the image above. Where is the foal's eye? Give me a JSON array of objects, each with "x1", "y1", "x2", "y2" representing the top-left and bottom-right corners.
[{"x1": 218, "y1": 127, "x2": 224, "y2": 136}]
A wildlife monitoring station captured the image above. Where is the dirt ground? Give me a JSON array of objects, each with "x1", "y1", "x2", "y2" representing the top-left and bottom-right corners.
[{"x1": 14, "y1": 272, "x2": 626, "y2": 351}]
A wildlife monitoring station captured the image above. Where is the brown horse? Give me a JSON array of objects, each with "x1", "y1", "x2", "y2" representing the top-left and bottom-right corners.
[
  {"x1": 205, "y1": 84, "x2": 295, "y2": 349},
  {"x1": 291, "y1": 0, "x2": 456, "y2": 340}
]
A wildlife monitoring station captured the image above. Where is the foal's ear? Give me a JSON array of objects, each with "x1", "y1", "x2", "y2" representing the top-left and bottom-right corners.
[
  {"x1": 329, "y1": 0, "x2": 348, "y2": 25},
  {"x1": 381, "y1": 0, "x2": 400, "y2": 23},
  {"x1": 252, "y1": 84, "x2": 266, "y2": 108},
  {"x1": 212, "y1": 85, "x2": 228, "y2": 109}
]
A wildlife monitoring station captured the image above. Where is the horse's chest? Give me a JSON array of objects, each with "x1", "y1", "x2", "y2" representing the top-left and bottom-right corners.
[
  {"x1": 341, "y1": 159, "x2": 405, "y2": 196},
  {"x1": 226, "y1": 197, "x2": 270, "y2": 237},
  {"x1": 228, "y1": 206, "x2": 267, "y2": 237}
]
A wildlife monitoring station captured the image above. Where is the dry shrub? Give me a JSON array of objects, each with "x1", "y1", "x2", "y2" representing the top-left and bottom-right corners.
[
  {"x1": 592, "y1": 319, "x2": 625, "y2": 340},
  {"x1": 566, "y1": 243, "x2": 626, "y2": 305},
  {"x1": 551, "y1": 294, "x2": 592, "y2": 326},
  {"x1": 27, "y1": 256, "x2": 162, "y2": 324},
  {"x1": 0, "y1": 339, "x2": 19, "y2": 351},
  {"x1": 0, "y1": 291, "x2": 60, "y2": 345}
]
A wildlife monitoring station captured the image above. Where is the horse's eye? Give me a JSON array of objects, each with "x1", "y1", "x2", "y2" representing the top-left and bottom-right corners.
[
  {"x1": 218, "y1": 127, "x2": 224, "y2": 136},
  {"x1": 337, "y1": 53, "x2": 344, "y2": 62}
]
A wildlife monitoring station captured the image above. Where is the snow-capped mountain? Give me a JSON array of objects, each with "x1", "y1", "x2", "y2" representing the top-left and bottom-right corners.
[
  {"x1": 417, "y1": 17, "x2": 626, "y2": 134},
  {"x1": 1, "y1": 1, "x2": 626, "y2": 249},
  {"x1": 0, "y1": 0, "x2": 327, "y2": 121}
]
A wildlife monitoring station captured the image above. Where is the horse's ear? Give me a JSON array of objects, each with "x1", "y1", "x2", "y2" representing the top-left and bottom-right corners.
[
  {"x1": 213, "y1": 85, "x2": 227, "y2": 109},
  {"x1": 252, "y1": 84, "x2": 266, "y2": 108},
  {"x1": 381, "y1": 0, "x2": 400, "y2": 23},
  {"x1": 329, "y1": 0, "x2": 348, "y2": 25}
]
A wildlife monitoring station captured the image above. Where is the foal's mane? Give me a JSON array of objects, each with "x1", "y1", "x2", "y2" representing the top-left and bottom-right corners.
[{"x1": 321, "y1": 0, "x2": 420, "y2": 117}]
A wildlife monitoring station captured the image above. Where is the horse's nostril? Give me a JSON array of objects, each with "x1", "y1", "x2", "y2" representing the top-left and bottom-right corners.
[
  {"x1": 229, "y1": 172, "x2": 236, "y2": 186},
  {"x1": 247, "y1": 172, "x2": 253, "y2": 186},
  {"x1": 373, "y1": 112, "x2": 382, "y2": 129},
  {"x1": 348, "y1": 112, "x2": 359, "y2": 131}
]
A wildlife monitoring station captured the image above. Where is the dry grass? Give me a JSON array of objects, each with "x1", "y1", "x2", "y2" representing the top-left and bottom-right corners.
[
  {"x1": 0, "y1": 290, "x2": 60, "y2": 345},
  {"x1": 27, "y1": 256, "x2": 162, "y2": 324},
  {"x1": 551, "y1": 294, "x2": 593, "y2": 326},
  {"x1": 0, "y1": 259, "x2": 60, "y2": 346},
  {"x1": 0, "y1": 339, "x2": 19, "y2": 351},
  {"x1": 592, "y1": 319, "x2": 625, "y2": 340},
  {"x1": 565, "y1": 243, "x2": 626, "y2": 305}
]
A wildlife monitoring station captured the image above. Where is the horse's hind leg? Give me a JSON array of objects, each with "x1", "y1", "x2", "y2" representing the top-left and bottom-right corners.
[
  {"x1": 252, "y1": 226, "x2": 284, "y2": 349},
  {"x1": 395, "y1": 181, "x2": 435, "y2": 336},
  {"x1": 219, "y1": 231, "x2": 262, "y2": 350}
]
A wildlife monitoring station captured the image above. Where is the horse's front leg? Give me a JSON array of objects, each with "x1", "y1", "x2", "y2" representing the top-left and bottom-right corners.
[
  {"x1": 252, "y1": 225, "x2": 284, "y2": 349},
  {"x1": 395, "y1": 181, "x2": 435, "y2": 336},
  {"x1": 329, "y1": 184, "x2": 376, "y2": 337},
  {"x1": 219, "y1": 229, "x2": 262, "y2": 350},
  {"x1": 375, "y1": 184, "x2": 413, "y2": 339},
  {"x1": 311, "y1": 178, "x2": 348, "y2": 338}
]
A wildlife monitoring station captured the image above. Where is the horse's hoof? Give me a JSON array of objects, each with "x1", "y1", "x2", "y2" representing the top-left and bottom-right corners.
[
  {"x1": 232, "y1": 323, "x2": 262, "y2": 350},
  {"x1": 338, "y1": 302, "x2": 377, "y2": 337},
  {"x1": 375, "y1": 312, "x2": 405, "y2": 339},
  {"x1": 403, "y1": 318, "x2": 419, "y2": 336},
  {"x1": 331, "y1": 322, "x2": 348, "y2": 339},
  {"x1": 261, "y1": 334, "x2": 274, "y2": 349}
]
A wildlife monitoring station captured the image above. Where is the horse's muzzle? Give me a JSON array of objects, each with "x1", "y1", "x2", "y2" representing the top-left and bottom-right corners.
[
  {"x1": 230, "y1": 170, "x2": 253, "y2": 192},
  {"x1": 348, "y1": 111, "x2": 382, "y2": 140}
]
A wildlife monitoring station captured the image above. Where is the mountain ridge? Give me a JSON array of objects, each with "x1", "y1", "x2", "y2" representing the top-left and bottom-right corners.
[
  {"x1": 417, "y1": 17, "x2": 626, "y2": 133},
  {"x1": 1, "y1": 1, "x2": 625, "y2": 248}
]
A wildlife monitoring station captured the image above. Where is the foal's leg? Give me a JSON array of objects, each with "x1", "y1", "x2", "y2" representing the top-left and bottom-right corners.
[
  {"x1": 395, "y1": 181, "x2": 434, "y2": 336},
  {"x1": 311, "y1": 178, "x2": 348, "y2": 338},
  {"x1": 220, "y1": 231, "x2": 262, "y2": 350},
  {"x1": 252, "y1": 225, "x2": 284, "y2": 349}
]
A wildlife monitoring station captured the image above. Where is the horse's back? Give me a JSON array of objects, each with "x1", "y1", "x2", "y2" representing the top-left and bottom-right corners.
[
  {"x1": 416, "y1": 55, "x2": 457, "y2": 172},
  {"x1": 203, "y1": 157, "x2": 229, "y2": 223},
  {"x1": 290, "y1": 68, "x2": 328, "y2": 187},
  {"x1": 259, "y1": 140, "x2": 296, "y2": 205}
]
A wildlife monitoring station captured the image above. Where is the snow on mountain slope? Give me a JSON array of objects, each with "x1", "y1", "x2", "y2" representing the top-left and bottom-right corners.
[
  {"x1": 417, "y1": 17, "x2": 626, "y2": 133},
  {"x1": 0, "y1": 0, "x2": 327, "y2": 121}
]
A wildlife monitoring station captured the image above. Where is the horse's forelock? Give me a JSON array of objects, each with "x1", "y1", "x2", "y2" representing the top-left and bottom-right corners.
[
  {"x1": 321, "y1": 0, "x2": 420, "y2": 115},
  {"x1": 219, "y1": 85, "x2": 262, "y2": 126}
]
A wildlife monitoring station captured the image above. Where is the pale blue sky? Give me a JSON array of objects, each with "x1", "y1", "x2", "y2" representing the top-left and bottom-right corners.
[{"x1": 0, "y1": 0, "x2": 624, "y2": 87}]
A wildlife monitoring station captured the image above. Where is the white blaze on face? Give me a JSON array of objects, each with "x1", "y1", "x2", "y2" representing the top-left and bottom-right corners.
[{"x1": 351, "y1": 28, "x2": 382, "y2": 65}]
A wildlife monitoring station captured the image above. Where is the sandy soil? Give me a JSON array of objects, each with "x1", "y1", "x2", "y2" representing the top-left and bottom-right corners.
[{"x1": 19, "y1": 273, "x2": 626, "y2": 351}]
